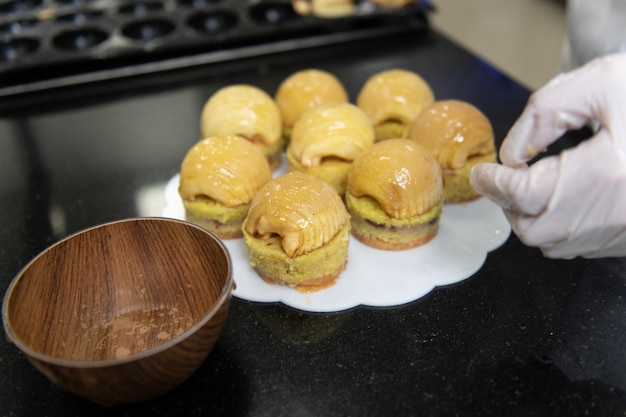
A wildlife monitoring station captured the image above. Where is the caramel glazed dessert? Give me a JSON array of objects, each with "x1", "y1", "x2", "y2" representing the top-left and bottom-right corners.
[
  {"x1": 357, "y1": 68, "x2": 435, "y2": 142},
  {"x1": 243, "y1": 172, "x2": 351, "y2": 292},
  {"x1": 345, "y1": 138, "x2": 444, "y2": 250},
  {"x1": 405, "y1": 99, "x2": 496, "y2": 203},
  {"x1": 274, "y1": 68, "x2": 349, "y2": 142},
  {"x1": 286, "y1": 101, "x2": 375, "y2": 197},
  {"x1": 200, "y1": 84, "x2": 284, "y2": 171},
  {"x1": 179, "y1": 135, "x2": 272, "y2": 239}
]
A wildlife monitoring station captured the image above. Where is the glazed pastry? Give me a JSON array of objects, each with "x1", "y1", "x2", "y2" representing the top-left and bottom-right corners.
[
  {"x1": 356, "y1": 69, "x2": 434, "y2": 141},
  {"x1": 404, "y1": 99, "x2": 496, "y2": 203},
  {"x1": 243, "y1": 172, "x2": 351, "y2": 292},
  {"x1": 370, "y1": 0, "x2": 416, "y2": 7},
  {"x1": 286, "y1": 102, "x2": 375, "y2": 196},
  {"x1": 345, "y1": 138, "x2": 444, "y2": 250},
  {"x1": 179, "y1": 135, "x2": 272, "y2": 239},
  {"x1": 275, "y1": 69, "x2": 349, "y2": 140},
  {"x1": 291, "y1": 0, "x2": 356, "y2": 18},
  {"x1": 200, "y1": 84, "x2": 284, "y2": 170}
]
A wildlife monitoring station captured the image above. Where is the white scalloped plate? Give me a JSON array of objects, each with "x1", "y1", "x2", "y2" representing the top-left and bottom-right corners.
[{"x1": 162, "y1": 162, "x2": 510, "y2": 313}]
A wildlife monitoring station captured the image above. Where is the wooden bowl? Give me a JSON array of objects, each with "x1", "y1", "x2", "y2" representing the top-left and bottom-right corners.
[{"x1": 2, "y1": 217, "x2": 234, "y2": 405}]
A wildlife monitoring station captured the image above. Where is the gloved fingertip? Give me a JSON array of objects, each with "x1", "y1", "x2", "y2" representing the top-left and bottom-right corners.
[
  {"x1": 469, "y1": 163, "x2": 519, "y2": 212},
  {"x1": 469, "y1": 162, "x2": 495, "y2": 193},
  {"x1": 499, "y1": 148, "x2": 528, "y2": 169}
]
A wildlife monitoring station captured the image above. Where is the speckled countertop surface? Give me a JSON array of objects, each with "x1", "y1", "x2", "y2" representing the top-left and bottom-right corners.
[{"x1": 1, "y1": 28, "x2": 625, "y2": 417}]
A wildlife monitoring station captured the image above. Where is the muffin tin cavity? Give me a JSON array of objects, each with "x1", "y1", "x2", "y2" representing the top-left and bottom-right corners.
[
  {"x1": 0, "y1": 36, "x2": 38, "y2": 61},
  {"x1": 118, "y1": 1, "x2": 164, "y2": 16},
  {"x1": 187, "y1": 10, "x2": 236, "y2": 35},
  {"x1": 121, "y1": 17, "x2": 174, "y2": 41},
  {"x1": 56, "y1": 0, "x2": 97, "y2": 6},
  {"x1": 249, "y1": 2, "x2": 298, "y2": 25},
  {"x1": 0, "y1": 0, "x2": 43, "y2": 14},
  {"x1": 55, "y1": 10, "x2": 103, "y2": 24},
  {"x1": 177, "y1": 0, "x2": 218, "y2": 7},
  {"x1": 52, "y1": 27, "x2": 107, "y2": 50},
  {"x1": 0, "y1": 0, "x2": 431, "y2": 93},
  {"x1": 0, "y1": 17, "x2": 38, "y2": 33}
]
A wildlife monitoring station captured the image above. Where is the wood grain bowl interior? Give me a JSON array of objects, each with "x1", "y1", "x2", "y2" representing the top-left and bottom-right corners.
[{"x1": 2, "y1": 217, "x2": 234, "y2": 405}]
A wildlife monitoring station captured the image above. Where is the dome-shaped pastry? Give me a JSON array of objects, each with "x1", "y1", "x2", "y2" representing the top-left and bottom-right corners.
[
  {"x1": 200, "y1": 84, "x2": 284, "y2": 170},
  {"x1": 370, "y1": 0, "x2": 415, "y2": 7},
  {"x1": 275, "y1": 69, "x2": 349, "y2": 139},
  {"x1": 179, "y1": 135, "x2": 272, "y2": 238},
  {"x1": 286, "y1": 102, "x2": 375, "y2": 196},
  {"x1": 243, "y1": 172, "x2": 350, "y2": 291},
  {"x1": 346, "y1": 138, "x2": 444, "y2": 250},
  {"x1": 292, "y1": 0, "x2": 356, "y2": 18},
  {"x1": 404, "y1": 99, "x2": 496, "y2": 203},
  {"x1": 356, "y1": 68, "x2": 434, "y2": 141}
]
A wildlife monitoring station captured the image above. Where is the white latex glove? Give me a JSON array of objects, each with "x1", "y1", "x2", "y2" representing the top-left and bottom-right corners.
[{"x1": 470, "y1": 53, "x2": 626, "y2": 259}]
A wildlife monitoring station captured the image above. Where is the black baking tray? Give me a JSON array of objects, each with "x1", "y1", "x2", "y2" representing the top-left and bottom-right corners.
[{"x1": 0, "y1": 0, "x2": 432, "y2": 97}]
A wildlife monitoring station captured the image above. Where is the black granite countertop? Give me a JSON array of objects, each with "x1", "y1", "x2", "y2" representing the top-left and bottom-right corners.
[{"x1": 1, "y1": 28, "x2": 625, "y2": 417}]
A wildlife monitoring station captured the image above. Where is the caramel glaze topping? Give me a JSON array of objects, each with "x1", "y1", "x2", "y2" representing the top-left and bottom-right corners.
[
  {"x1": 405, "y1": 100, "x2": 496, "y2": 170},
  {"x1": 347, "y1": 139, "x2": 444, "y2": 219},
  {"x1": 289, "y1": 102, "x2": 375, "y2": 167},
  {"x1": 244, "y1": 172, "x2": 349, "y2": 258},
  {"x1": 179, "y1": 136, "x2": 272, "y2": 207},
  {"x1": 275, "y1": 69, "x2": 349, "y2": 128},
  {"x1": 356, "y1": 69, "x2": 435, "y2": 127},
  {"x1": 200, "y1": 84, "x2": 282, "y2": 146}
]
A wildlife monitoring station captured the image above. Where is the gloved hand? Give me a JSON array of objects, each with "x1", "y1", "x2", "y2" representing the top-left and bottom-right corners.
[{"x1": 470, "y1": 53, "x2": 626, "y2": 259}]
